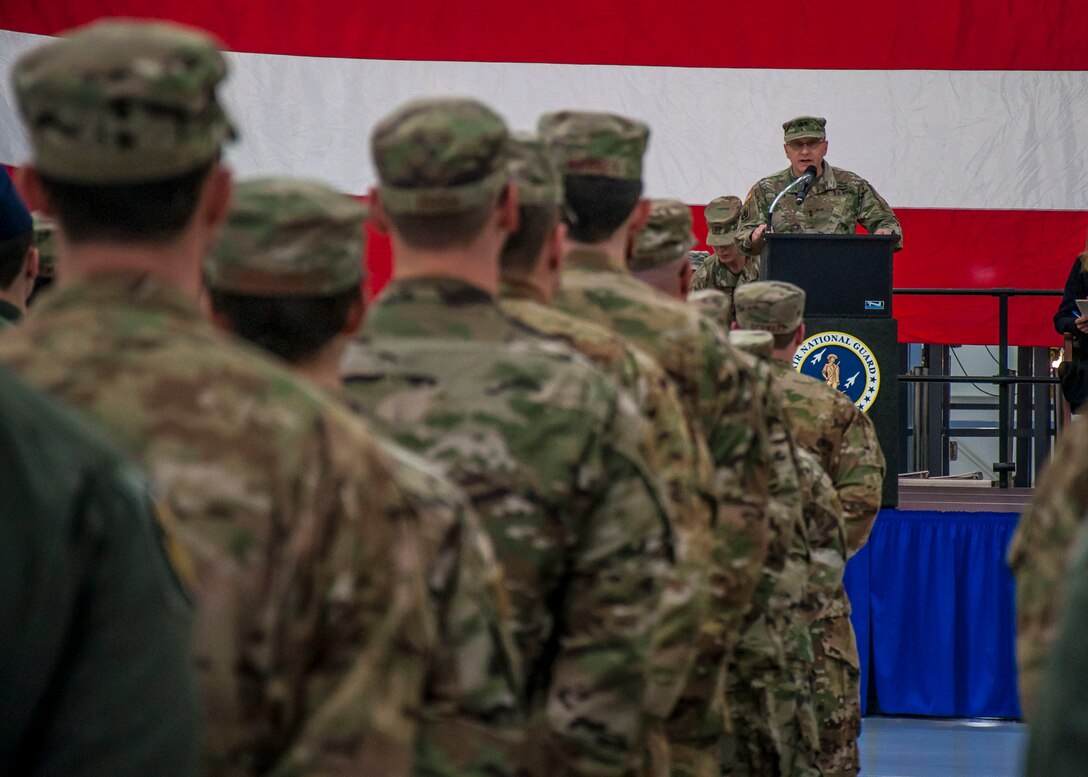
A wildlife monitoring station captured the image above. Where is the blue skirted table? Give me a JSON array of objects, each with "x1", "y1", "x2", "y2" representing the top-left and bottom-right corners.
[{"x1": 844, "y1": 509, "x2": 1021, "y2": 719}]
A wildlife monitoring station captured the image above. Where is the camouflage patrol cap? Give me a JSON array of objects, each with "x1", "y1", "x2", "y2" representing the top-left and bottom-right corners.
[
  {"x1": 206, "y1": 177, "x2": 367, "y2": 296},
  {"x1": 371, "y1": 98, "x2": 509, "y2": 215},
  {"x1": 734, "y1": 280, "x2": 806, "y2": 333},
  {"x1": 630, "y1": 199, "x2": 696, "y2": 271},
  {"x1": 12, "y1": 19, "x2": 236, "y2": 183},
  {"x1": 704, "y1": 195, "x2": 742, "y2": 248},
  {"x1": 32, "y1": 213, "x2": 56, "y2": 279},
  {"x1": 689, "y1": 288, "x2": 733, "y2": 329},
  {"x1": 537, "y1": 111, "x2": 649, "y2": 181},
  {"x1": 783, "y1": 116, "x2": 826, "y2": 143},
  {"x1": 728, "y1": 329, "x2": 774, "y2": 360},
  {"x1": 508, "y1": 133, "x2": 562, "y2": 205}
]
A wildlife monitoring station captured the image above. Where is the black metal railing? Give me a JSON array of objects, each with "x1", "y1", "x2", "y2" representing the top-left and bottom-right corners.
[{"x1": 895, "y1": 288, "x2": 1062, "y2": 488}]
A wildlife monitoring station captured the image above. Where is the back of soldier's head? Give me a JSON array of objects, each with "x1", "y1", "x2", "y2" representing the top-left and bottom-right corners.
[
  {"x1": 0, "y1": 172, "x2": 34, "y2": 291},
  {"x1": 733, "y1": 280, "x2": 806, "y2": 349},
  {"x1": 630, "y1": 199, "x2": 695, "y2": 273},
  {"x1": 500, "y1": 133, "x2": 564, "y2": 276},
  {"x1": 371, "y1": 98, "x2": 510, "y2": 251},
  {"x1": 12, "y1": 19, "x2": 236, "y2": 246},
  {"x1": 538, "y1": 111, "x2": 648, "y2": 243},
  {"x1": 205, "y1": 177, "x2": 367, "y2": 363}
]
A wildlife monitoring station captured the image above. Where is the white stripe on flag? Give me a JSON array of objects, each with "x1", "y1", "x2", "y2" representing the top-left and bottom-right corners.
[{"x1": 3, "y1": 28, "x2": 1088, "y2": 210}]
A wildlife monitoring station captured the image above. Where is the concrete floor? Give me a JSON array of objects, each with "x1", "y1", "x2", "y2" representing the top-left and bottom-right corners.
[{"x1": 859, "y1": 717, "x2": 1025, "y2": 777}]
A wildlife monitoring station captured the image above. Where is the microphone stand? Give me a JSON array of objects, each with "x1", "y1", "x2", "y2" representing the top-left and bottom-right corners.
[{"x1": 766, "y1": 173, "x2": 812, "y2": 233}]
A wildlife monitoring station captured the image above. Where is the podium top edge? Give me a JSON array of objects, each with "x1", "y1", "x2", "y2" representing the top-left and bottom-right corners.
[{"x1": 764, "y1": 233, "x2": 898, "y2": 241}]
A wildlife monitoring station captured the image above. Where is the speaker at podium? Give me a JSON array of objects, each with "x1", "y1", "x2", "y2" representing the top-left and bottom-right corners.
[{"x1": 760, "y1": 233, "x2": 899, "y2": 507}]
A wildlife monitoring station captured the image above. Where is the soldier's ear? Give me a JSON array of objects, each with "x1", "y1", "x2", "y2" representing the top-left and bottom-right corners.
[
  {"x1": 197, "y1": 164, "x2": 233, "y2": 233},
  {"x1": 795, "y1": 322, "x2": 806, "y2": 346},
  {"x1": 342, "y1": 283, "x2": 367, "y2": 335},
  {"x1": 24, "y1": 247, "x2": 39, "y2": 285},
  {"x1": 547, "y1": 221, "x2": 567, "y2": 272},
  {"x1": 497, "y1": 183, "x2": 519, "y2": 234},
  {"x1": 629, "y1": 199, "x2": 651, "y2": 232}
]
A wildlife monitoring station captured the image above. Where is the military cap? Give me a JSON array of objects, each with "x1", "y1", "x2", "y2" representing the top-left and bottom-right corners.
[
  {"x1": 206, "y1": 177, "x2": 367, "y2": 296},
  {"x1": 728, "y1": 329, "x2": 774, "y2": 360},
  {"x1": 508, "y1": 133, "x2": 563, "y2": 205},
  {"x1": 12, "y1": 19, "x2": 236, "y2": 183},
  {"x1": 0, "y1": 171, "x2": 32, "y2": 242},
  {"x1": 32, "y1": 213, "x2": 56, "y2": 279},
  {"x1": 537, "y1": 111, "x2": 649, "y2": 181},
  {"x1": 371, "y1": 98, "x2": 509, "y2": 215},
  {"x1": 783, "y1": 116, "x2": 827, "y2": 143},
  {"x1": 733, "y1": 280, "x2": 806, "y2": 333},
  {"x1": 630, "y1": 199, "x2": 696, "y2": 271},
  {"x1": 688, "y1": 288, "x2": 733, "y2": 329},
  {"x1": 704, "y1": 195, "x2": 742, "y2": 248}
]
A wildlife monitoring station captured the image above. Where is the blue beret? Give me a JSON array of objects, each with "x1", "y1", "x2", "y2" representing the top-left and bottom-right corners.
[{"x1": 0, "y1": 171, "x2": 32, "y2": 242}]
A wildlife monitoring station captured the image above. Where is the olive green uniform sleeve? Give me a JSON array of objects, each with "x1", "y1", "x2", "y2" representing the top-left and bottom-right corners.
[{"x1": 0, "y1": 372, "x2": 197, "y2": 777}]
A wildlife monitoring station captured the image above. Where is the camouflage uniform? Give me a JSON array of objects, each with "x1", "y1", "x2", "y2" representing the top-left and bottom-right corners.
[
  {"x1": 1023, "y1": 519, "x2": 1088, "y2": 776},
  {"x1": 0, "y1": 170, "x2": 33, "y2": 327},
  {"x1": 690, "y1": 196, "x2": 759, "y2": 323},
  {"x1": 28, "y1": 212, "x2": 56, "y2": 307},
  {"x1": 499, "y1": 137, "x2": 713, "y2": 751},
  {"x1": 735, "y1": 117, "x2": 903, "y2": 256},
  {"x1": 342, "y1": 99, "x2": 675, "y2": 777},
  {"x1": 540, "y1": 111, "x2": 772, "y2": 777},
  {"x1": 206, "y1": 177, "x2": 526, "y2": 777},
  {"x1": 31, "y1": 213, "x2": 55, "y2": 281},
  {"x1": 1008, "y1": 415, "x2": 1088, "y2": 719},
  {"x1": 723, "y1": 330, "x2": 824, "y2": 777},
  {"x1": 7, "y1": 22, "x2": 442, "y2": 777},
  {"x1": 735, "y1": 282, "x2": 886, "y2": 777},
  {"x1": 0, "y1": 365, "x2": 198, "y2": 777}
]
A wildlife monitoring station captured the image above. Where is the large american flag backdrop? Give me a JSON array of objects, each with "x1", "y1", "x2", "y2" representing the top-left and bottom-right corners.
[{"x1": 2, "y1": 2, "x2": 1087, "y2": 345}]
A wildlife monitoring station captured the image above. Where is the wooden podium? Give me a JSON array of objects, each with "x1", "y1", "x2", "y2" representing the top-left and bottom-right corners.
[{"x1": 761, "y1": 234, "x2": 899, "y2": 507}]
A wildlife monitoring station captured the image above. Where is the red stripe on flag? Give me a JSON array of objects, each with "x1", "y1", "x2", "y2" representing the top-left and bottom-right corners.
[{"x1": 5, "y1": 1, "x2": 1088, "y2": 70}]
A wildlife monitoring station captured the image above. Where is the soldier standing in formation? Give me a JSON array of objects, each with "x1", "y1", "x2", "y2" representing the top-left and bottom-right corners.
[
  {"x1": 734, "y1": 281, "x2": 886, "y2": 777},
  {"x1": 201, "y1": 176, "x2": 525, "y2": 776},
  {"x1": 540, "y1": 109, "x2": 772, "y2": 777},
  {"x1": 494, "y1": 134, "x2": 715, "y2": 775},
  {"x1": 340, "y1": 98, "x2": 676, "y2": 777}
]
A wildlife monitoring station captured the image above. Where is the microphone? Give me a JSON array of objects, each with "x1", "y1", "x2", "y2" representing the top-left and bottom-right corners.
[{"x1": 795, "y1": 165, "x2": 818, "y2": 205}]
